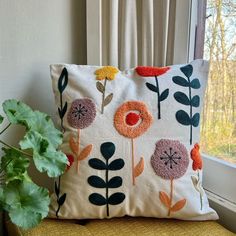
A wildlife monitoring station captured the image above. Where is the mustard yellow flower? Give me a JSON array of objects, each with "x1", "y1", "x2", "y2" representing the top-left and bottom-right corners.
[{"x1": 95, "y1": 66, "x2": 119, "y2": 81}]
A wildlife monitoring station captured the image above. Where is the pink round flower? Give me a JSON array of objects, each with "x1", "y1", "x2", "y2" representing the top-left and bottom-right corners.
[
  {"x1": 67, "y1": 98, "x2": 96, "y2": 129},
  {"x1": 151, "y1": 139, "x2": 189, "y2": 180}
]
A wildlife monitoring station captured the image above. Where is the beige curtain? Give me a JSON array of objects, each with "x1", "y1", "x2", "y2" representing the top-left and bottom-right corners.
[{"x1": 100, "y1": 0, "x2": 176, "y2": 70}]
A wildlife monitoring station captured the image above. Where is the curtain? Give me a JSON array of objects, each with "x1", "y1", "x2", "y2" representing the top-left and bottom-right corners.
[{"x1": 100, "y1": 0, "x2": 176, "y2": 70}]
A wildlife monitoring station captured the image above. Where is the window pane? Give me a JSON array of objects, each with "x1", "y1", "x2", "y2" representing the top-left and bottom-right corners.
[{"x1": 201, "y1": 0, "x2": 236, "y2": 165}]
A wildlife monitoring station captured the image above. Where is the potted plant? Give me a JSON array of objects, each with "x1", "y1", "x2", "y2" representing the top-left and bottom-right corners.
[{"x1": 0, "y1": 99, "x2": 68, "y2": 229}]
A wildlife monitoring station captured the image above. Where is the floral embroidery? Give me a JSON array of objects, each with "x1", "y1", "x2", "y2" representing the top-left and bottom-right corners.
[
  {"x1": 95, "y1": 66, "x2": 118, "y2": 114},
  {"x1": 172, "y1": 64, "x2": 201, "y2": 145},
  {"x1": 88, "y1": 142, "x2": 125, "y2": 217},
  {"x1": 151, "y1": 139, "x2": 188, "y2": 216},
  {"x1": 114, "y1": 101, "x2": 153, "y2": 185},
  {"x1": 67, "y1": 98, "x2": 96, "y2": 174},
  {"x1": 191, "y1": 143, "x2": 204, "y2": 210},
  {"x1": 136, "y1": 66, "x2": 170, "y2": 119}
]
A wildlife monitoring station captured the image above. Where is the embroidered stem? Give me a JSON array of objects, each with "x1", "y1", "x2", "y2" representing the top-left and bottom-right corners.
[
  {"x1": 155, "y1": 76, "x2": 161, "y2": 120},
  {"x1": 131, "y1": 138, "x2": 135, "y2": 185},
  {"x1": 77, "y1": 128, "x2": 81, "y2": 174},
  {"x1": 187, "y1": 77, "x2": 193, "y2": 145},
  {"x1": 198, "y1": 170, "x2": 203, "y2": 210},
  {"x1": 168, "y1": 178, "x2": 174, "y2": 216},
  {"x1": 105, "y1": 157, "x2": 109, "y2": 216},
  {"x1": 101, "y1": 78, "x2": 107, "y2": 114},
  {"x1": 55, "y1": 176, "x2": 61, "y2": 218}
]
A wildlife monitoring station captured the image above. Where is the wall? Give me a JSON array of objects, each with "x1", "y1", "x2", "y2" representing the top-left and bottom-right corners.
[{"x1": 0, "y1": 0, "x2": 86, "y2": 233}]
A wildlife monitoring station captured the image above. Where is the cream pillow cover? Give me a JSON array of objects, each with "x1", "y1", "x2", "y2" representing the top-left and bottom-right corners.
[{"x1": 49, "y1": 59, "x2": 218, "y2": 221}]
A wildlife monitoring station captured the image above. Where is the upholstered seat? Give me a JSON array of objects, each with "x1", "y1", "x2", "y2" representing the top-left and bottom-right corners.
[{"x1": 5, "y1": 217, "x2": 235, "y2": 236}]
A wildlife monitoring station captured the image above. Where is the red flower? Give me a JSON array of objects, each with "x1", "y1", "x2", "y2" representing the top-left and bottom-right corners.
[
  {"x1": 191, "y1": 144, "x2": 202, "y2": 171},
  {"x1": 136, "y1": 66, "x2": 170, "y2": 77},
  {"x1": 125, "y1": 112, "x2": 140, "y2": 126},
  {"x1": 66, "y1": 154, "x2": 74, "y2": 171}
]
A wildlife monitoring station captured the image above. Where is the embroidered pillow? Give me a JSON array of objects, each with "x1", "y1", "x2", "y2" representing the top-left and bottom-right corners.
[{"x1": 49, "y1": 60, "x2": 218, "y2": 221}]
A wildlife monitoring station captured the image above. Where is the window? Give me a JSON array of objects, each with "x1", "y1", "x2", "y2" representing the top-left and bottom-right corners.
[{"x1": 200, "y1": 0, "x2": 236, "y2": 166}]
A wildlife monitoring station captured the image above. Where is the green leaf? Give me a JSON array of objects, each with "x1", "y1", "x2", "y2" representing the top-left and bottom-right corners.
[
  {"x1": 3, "y1": 181, "x2": 50, "y2": 229},
  {"x1": 108, "y1": 192, "x2": 125, "y2": 205},
  {"x1": 176, "y1": 110, "x2": 191, "y2": 126},
  {"x1": 28, "y1": 111, "x2": 63, "y2": 148},
  {"x1": 180, "y1": 64, "x2": 193, "y2": 78},
  {"x1": 159, "y1": 89, "x2": 169, "y2": 101},
  {"x1": 108, "y1": 176, "x2": 122, "y2": 188},
  {"x1": 1, "y1": 148, "x2": 30, "y2": 184},
  {"x1": 3, "y1": 100, "x2": 34, "y2": 127},
  {"x1": 108, "y1": 159, "x2": 124, "y2": 170},
  {"x1": 58, "y1": 68, "x2": 68, "y2": 94},
  {"x1": 192, "y1": 113, "x2": 200, "y2": 127},
  {"x1": 191, "y1": 95, "x2": 200, "y2": 107},
  {"x1": 172, "y1": 76, "x2": 189, "y2": 87},
  {"x1": 174, "y1": 92, "x2": 190, "y2": 105},
  {"x1": 89, "y1": 193, "x2": 107, "y2": 206},
  {"x1": 100, "y1": 142, "x2": 115, "y2": 160},
  {"x1": 146, "y1": 82, "x2": 158, "y2": 92},
  {"x1": 0, "y1": 115, "x2": 3, "y2": 124},
  {"x1": 88, "y1": 176, "x2": 106, "y2": 188},
  {"x1": 89, "y1": 158, "x2": 107, "y2": 170},
  {"x1": 190, "y1": 79, "x2": 201, "y2": 89},
  {"x1": 58, "y1": 193, "x2": 66, "y2": 206},
  {"x1": 20, "y1": 131, "x2": 67, "y2": 177}
]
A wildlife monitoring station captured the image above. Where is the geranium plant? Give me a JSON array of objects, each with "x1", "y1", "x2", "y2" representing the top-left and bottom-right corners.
[{"x1": 0, "y1": 99, "x2": 68, "y2": 229}]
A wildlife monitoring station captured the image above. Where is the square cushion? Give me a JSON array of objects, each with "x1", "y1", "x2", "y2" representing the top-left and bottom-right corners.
[{"x1": 49, "y1": 59, "x2": 218, "y2": 220}]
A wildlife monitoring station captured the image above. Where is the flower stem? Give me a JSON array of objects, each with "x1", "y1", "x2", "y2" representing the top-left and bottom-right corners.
[
  {"x1": 168, "y1": 178, "x2": 174, "y2": 216},
  {"x1": 131, "y1": 138, "x2": 135, "y2": 185},
  {"x1": 155, "y1": 76, "x2": 161, "y2": 119},
  {"x1": 106, "y1": 158, "x2": 109, "y2": 217},
  {"x1": 77, "y1": 129, "x2": 81, "y2": 174},
  {"x1": 0, "y1": 123, "x2": 11, "y2": 135},
  {"x1": 0, "y1": 140, "x2": 32, "y2": 158},
  {"x1": 101, "y1": 78, "x2": 107, "y2": 114},
  {"x1": 198, "y1": 170, "x2": 203, "y2": 210},
  {"x1": 187, "y1": 76, "x2": 192, "y2": 145}
]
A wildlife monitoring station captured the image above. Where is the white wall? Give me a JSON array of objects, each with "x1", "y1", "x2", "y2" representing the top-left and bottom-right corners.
[{"x1": 0, "y1": 0, "x2": 86, "y2": 232}]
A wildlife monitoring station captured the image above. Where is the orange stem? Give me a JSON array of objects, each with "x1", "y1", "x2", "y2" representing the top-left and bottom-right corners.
[
  {"x1": 168, "y1": 178, "x2": 174, "y2": 216},
  {"x1": 131, "y1": 138, "x2": 135, "y2": 185},
  {"x1": 77, "y1": 129, "x2": 81, "y2": 174}
]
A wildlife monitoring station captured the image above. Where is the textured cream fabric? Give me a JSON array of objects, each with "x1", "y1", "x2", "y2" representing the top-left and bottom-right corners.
[
  {"x1": 6, "y1": 217, "x2": 235, "y2": 236},
  {"x1": 49, "y1": 60, "x2": 218, "y2": 221}
]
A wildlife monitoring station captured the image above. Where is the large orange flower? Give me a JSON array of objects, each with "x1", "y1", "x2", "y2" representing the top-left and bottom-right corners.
[{"x1": 114, "y1": 101, "x2": 153, "y2": 139}]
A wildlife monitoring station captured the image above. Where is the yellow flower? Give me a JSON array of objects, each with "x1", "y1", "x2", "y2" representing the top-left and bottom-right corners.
[{"x1": 95, "y1": 66, "x2": 119, "y2": 81}]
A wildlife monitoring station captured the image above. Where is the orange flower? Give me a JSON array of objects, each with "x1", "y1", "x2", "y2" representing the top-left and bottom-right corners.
[
  {"x1": 136, "y1": 66, "x2": 170, "y2": 77},
  {"x1": 95, "y1": 66, "x2": 119, "y2": 81},
  {"x1": 191, "y1": 143, "x2": 202, "y2": 171},
  {"x1": 114, "y1": 101, "x2": 153, "y2": 139}
]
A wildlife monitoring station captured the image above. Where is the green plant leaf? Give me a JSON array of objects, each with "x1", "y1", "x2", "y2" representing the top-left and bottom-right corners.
[
  {"x1": 146, "y1": 82, "x2": 158, "y2": 92},
  {"x1": 20, "y1": 131, "x2": 67, "y2": 177},
  {"x1": 58, "y1": 193, "x2": 66, "y2": 206},
  {"x1": 180, "y1": 64, "x2": 193, "y2": 78},
  {"x1": 28, "y1": 111, "x2": 63, "y2": 148},
  {"x1": 192, "y1": 113, "x2": 200, "y2": 127},
  {"x1": 190, "y1": 78, "x2": 201, "y2": 89},
  {"x1": 159, "y1": 89, "x2": 169, "y2": 101},
  {"x1": 88, "y1": 176, "x2": 106, "y2": 188},
  {"x1": 89, "y1": 158, "x2": 107, "y2": 170},
  {"x1": 172, "y1": 76, "x2": 189, "y2": 87},
  {"x1": 100, "y1": 142, "x2": 115, "y2": 160},
  {"x1": 108, "y1": 159, "x2": 124, "y2": 170},
  {"x1": 108, "y1": 192, "x2": 125, "y2": 205},
  {"x1": 191, "y1": 95, "x2": 200, "y2": 107},
  {"x1": 3, "y1": 100, "x2": 34, "y2": 127},
  {"x1": 174, "y1": 92, "x2": 190, "y2": 105},
  {"x1": 108, "y1": 176, "x2": 122, "y2": 188},
  {"x1": 1, "y1": 148, "x2": 30, "y2": 184},
  {"x1": 58, "y1": 68, "x2": 68, "y2": 94},
  {"x1": 3, "y1": 181, "x2": 50, "y2": 229},
  {"x1": 0, "y1": 115, "x2": 3, "y2": 124},
  {"x1": 89, "y1": 193, "x2": 107, "y2": 206},
  {"x1": 176, "y1": 110, "x2": 191, "y2": 126}
]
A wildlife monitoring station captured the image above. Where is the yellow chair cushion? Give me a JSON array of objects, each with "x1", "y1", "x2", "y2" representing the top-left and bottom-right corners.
[{"x1": 6, "y1": 217, "x2": 235, "y2": 236}]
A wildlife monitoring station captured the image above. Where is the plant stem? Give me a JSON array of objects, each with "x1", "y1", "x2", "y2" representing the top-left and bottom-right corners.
[
  {"x1": 101, "y1": 78, "x2": 107, "y2": 114},
  {"x1": 0, "y1": 140, "x2": 32, "y2": 158},
  {"x1": 56, "y1": 176, "x2": 61, "y2": 218},
  {"x1": 105, "y1": 158, "x2": 109, "y2": 217},
  {"x1": 131, "y1": 138, "x2": 135, "y2": 185},
  {"x1": 168, "y1": 178, "x2": 174, "y2": 216},
  {"x1": 198, "y1": 170, "x2": 203, "y2": 210},
  {"x1": 155, "y1": 76, "x2": 161, "y2": 119},
  {"x1": 187, "y1": 77, "x2": 193, "y2": 145},
  {"x1": 77, "y1": 129, "x2": 81, "y2": 174},
  {"x1": 0, "y1": 123, "x2": 11, "y2": 135}
]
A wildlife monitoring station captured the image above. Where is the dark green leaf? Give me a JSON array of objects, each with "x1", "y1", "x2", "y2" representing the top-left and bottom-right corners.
[
  {"x1": 96, "y1": 81, "x2": 105, "y2": 93},
  {"x1": 108, "y1": 177, "x2": 122, "y2": 188},
  {"x1": 1, "y1": 148, "x2": 30, "y2": 183},
  {"x1": 190, "y1": 78, "x2": 201, "y2": 89},
  {"x1": 159, "y1": 89, "x2": 169, "y2": 101},
  {"x1": 58, "y1": 193, "x2": 66, "y2": 206},
  {"x1": 172, "y1": 76, "x2": 189, "y2": 87},
  {"x1": 54, "y1": 182, "x2": 59, "y2": 197},
  {"x1": 89, "y1": 158, "x2": 107, "y2": 170},
  {"x1": 146, "y1": 82, "x2": 158, "y2": 92},
  {"x1": 180, "y1": 64, "x2": 193, "y2": 78},
  {"x1": 58, "y1": 68, "x2": 68, "y2": 94},
  {"x1": 174, "y1": 92, "x2": 190, "y2": 105},
  {"x1": 58, "y1": 102, "x2": 67, "y2": 119},
  {"x1": 108, "y1": 159, "x2": 125, "y2": 170},
  {"x1": 108, "y1": 192, "x2": 125, "y2": 205},
  {"x1": 89, "y1": 193, "x2": 107, "y2": 206},
  {"x1": 20, "y1": 131, "x2": 68, "y2": 177},
  {"x1": 176, "y1": 110, "x2": 191, "y2": 126},
  {"x1": 88, "y1": 176, "x2": 106, "y2": 188},
  {"x1": 192, "y1": 113, "x2": 200, "y2": 127},
  {"x1": 104, "y1": 93, "x2": 113, "y2": 106},
  {"x1": 2, "y1": 100, "x2": 34, "y2": 127},
  {"x1": 0, "y1": 115, "x2": 3, "y2": 124},
  {"x1": 100, "y1": 142, "x2": 115, "y2": 160},
  {"x1": 3, "y1": 181, "x2": 50, "y2": 229},
  {"x1": 191, "y1": 95, "x2": 200, "y2": 107}
]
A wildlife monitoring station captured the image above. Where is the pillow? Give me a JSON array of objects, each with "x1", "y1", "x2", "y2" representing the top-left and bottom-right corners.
[{"x1": 49, "y1": 60, "x2": 218, "y2": 221}]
